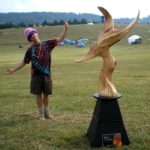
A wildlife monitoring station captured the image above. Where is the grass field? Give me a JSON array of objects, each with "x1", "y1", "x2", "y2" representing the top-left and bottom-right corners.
[{"x1": 0, "y1": 24, "x2": 150, "y2": 150}]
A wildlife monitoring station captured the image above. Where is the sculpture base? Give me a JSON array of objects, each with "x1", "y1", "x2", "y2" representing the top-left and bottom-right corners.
[{"x1": 87, "y1": 92, "x2": 130, "y2": 148}]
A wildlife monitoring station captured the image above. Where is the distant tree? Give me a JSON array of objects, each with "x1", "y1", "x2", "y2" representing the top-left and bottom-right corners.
[
  {"x1": 0, "y1": 24, "x2": 6, "y2": 29},
  {"x1": 28, "y1": 24, "x2": 34, "y2": 27},
  {"x1": 68, "y1": 20, "x2": 72, "y2": 24},
  {"x1": 80, "y1": 19, "x2": 87, "y2": 24},
  {"x1": 0, "y1": 22, "x2": 15, "y2": 29},
  {"x1": 42, "y1": 20, "x2": 48, "y2": 26},
  {"x1": 18, "y1": 22, "x2": 26, "y2": 27},
  {"x1": 101, "y1": 16, "x2": 105, "y2": 23},
  {"x1": 53, "y1": 20, "x2": 58, "y2": 25},
  {"x1": 59, "y1": 19, "x2": 64, "y2": 25},
  {"x1": 72, "y1": 18, "x2": 79, "y2": 24}
]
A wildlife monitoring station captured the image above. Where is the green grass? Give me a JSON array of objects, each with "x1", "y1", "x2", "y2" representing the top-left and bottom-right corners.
[{"x1": 0, "y1": 24, "x2": 150, "y2": 150}]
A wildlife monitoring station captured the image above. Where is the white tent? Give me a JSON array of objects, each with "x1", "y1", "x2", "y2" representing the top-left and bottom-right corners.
[{"x1": 128, "y1": 35, "x2": 142, "y2": 45}]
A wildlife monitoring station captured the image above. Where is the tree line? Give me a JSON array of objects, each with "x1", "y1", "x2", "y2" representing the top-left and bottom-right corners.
[
  {"x1": 0, "y1": 19, "x2": 87, "y2": 29},
  {"x1": 0, "y1": 18, "x2": 93, "y2": 29},
  {"x1": 0, "y1": 12, "x2": 103, "y2": 29}
]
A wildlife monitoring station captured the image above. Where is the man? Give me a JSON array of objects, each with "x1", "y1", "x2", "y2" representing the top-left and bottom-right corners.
[{"x1": 5, "y1": 21, "x2": 68, "y2": 120}]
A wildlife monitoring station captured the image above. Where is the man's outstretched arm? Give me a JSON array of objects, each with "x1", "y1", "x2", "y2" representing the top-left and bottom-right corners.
[
  {"x1": 5, "y1": 61, "x2": 26, "y2": 74},
  {"x1": 56, "y1": 21, "x2": 68, "y2": 43}
]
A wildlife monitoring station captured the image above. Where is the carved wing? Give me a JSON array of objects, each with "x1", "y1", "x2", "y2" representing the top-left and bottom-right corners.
[
  {"x1": 75, "y1": 7, "x2": 140, "y2": 63},
  {"x1": 98, "y1": 10, "x2": 140, "y2": 47},
  {"x1": 97, "y1": 7, "x2": 114, "y2": 32}
]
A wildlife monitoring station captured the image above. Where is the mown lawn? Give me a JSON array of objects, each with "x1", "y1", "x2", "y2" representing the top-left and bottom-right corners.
[{"x1": 0, "y1": 24, "x2": 150, "y2": 150}]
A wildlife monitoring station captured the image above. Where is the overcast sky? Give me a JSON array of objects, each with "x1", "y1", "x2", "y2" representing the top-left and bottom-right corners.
[{"x1": 0, "y1": 0, "x2": 149, "y2": 18}]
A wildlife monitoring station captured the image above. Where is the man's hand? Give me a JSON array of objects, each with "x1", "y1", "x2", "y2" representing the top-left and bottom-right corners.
[
  {"x1": 64, "y1": 21, "x2": 68, "y2": 31},
  {"x1": 5, "y1": 68, "x2": 15, "y2": 74},
  {"x1": 5, "y1": 61, "x2": 26, "y2": 74}
]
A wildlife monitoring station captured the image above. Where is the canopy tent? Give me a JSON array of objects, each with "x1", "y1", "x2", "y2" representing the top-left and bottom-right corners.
[{"x1": 128, "y1": 35, "x2": 142, "y2": 45}]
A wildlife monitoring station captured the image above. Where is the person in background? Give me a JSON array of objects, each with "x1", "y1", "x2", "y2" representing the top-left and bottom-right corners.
[{"x1": 5, "y1": 21, "x2": 68, "y2": 120}]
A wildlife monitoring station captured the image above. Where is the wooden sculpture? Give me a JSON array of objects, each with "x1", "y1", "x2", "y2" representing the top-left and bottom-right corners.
[{"x1": 75, "y1": 7, "x2": 140, "y2": 97}]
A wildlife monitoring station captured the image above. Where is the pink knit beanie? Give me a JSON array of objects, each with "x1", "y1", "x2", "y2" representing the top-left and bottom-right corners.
[{"x1": 24, "y1": 27, "x2": 37, "y2": 41}]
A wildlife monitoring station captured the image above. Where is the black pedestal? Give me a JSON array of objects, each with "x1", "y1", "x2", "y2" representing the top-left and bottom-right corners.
[{"x1": 87, "y1": 92, "x2": 130, "y2": 148}]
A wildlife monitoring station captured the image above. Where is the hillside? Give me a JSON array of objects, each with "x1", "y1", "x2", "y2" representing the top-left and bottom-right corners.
[
  {"x1": 0, "y1": 12, "x2": 102, "y2": 25},
  {"x1": 0, "y1": 12, "x2": 150, "y2": 25}
]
